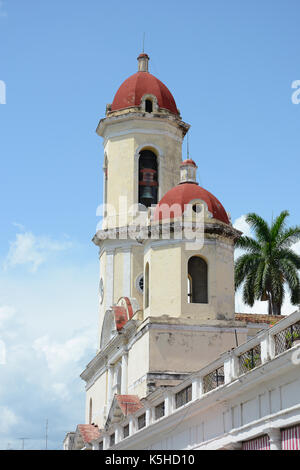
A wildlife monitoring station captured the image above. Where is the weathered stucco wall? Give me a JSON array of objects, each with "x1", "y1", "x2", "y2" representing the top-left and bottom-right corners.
[
  {"x1": 148, "y1": 326, "x2": 247, "y2": 373},
  {"x1": 127, "y1": 332, "x2": 149, "y2": 398},
  {"x1": 85, "y1": 371, "x2": 107, "y2": 428}
]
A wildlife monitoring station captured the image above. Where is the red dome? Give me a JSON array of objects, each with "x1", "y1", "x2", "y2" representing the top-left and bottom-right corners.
[
  {"x1": 111, "y1": 72, "x2": 179, "y2": 115},
  {"x1": 154, "y1": 183, "x2": 230, "y2": 224},
  {"x1": 180, "y1": 159, "x2": 197, "y2": 167}
]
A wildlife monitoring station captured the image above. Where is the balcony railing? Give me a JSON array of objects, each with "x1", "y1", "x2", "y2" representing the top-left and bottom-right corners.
[
  {"x1": 239, "y1": 344, "x2": 262, "y2": 375},
  {"x1": 175, "y1": 385, "x2": 192, "y2": 409},
  {"x1": 101, "y1": 310, "x2": 300, "y2": 449},
  {"x1": 203, "y1": 366, "x2": 225, "y2": 393},
  {"x1": 274, "y1": 321, "x2": 300, "y2": 356}
]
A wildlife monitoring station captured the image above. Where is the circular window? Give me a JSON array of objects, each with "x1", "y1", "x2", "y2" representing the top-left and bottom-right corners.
[
  {"x1": 192, "y1": 203, "x2": 203, "y2": 214},
  {"x1": 136, "y1": 273, "x2": 144, "y2": 294}
]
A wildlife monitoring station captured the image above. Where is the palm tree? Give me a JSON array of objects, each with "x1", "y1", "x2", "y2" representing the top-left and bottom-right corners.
[{"x1": 235, "y1": 211, "x2": 300, "y2": 315}]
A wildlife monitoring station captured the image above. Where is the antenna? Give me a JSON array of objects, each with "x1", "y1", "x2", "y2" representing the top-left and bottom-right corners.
[
  {"x1": 234, "y1": 329, "x2": 238, "y2": 347},
  {"x1": 45, "y1": 419, "x2": 48, "y2": 450},
  {"x1": 18, "y1": 437, "x2": 31, "y2": 450},
  {"x1": 142, "y1": 32, "x2": 145, "y2": 53},
  {"x1": 187, "y1": 133, "x2": 190, "y2": 158}
]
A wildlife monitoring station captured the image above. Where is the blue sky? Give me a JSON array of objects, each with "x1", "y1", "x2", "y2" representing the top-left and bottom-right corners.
[{"x1": 0, "y1": 0, "x2": 299, "y2": 450}]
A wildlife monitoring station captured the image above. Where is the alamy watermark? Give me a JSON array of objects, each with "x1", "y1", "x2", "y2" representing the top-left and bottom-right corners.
[
  {"x1": 96, "y1": 199, "x2": 206, "y2": 250},
  {"x1": 0, "y1": 80, "x2": 6, "y2": 104},
  {"x1": 291, "y1": 80, "x2": 300, "y2": 104}
]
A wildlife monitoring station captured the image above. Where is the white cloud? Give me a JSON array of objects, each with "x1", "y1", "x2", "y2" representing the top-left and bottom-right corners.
[
  {"x1": 52, "y1": 383, "x2": 70, "y2": 401},
  {"x1": 3, "y1": 231, "x2": 72, "y2": 272},
  {"x1": 0, "y1": 305, "x2": 15, "y2": 328},
  {"x1": 0, "y1": 234, "x2": 98, "y2": 449},
  {"x1": 292, "y1": 240, "x2": 300, "y2": 256},
  {"x1": 233, "y1": 214, "x2": 252, "y2": 237},
  {"x1": 0, "y1": 407, "x2": 19, "y2": 435},
  {"x1": 33, "y1": 333, "x2": 93, "y2": 375}
]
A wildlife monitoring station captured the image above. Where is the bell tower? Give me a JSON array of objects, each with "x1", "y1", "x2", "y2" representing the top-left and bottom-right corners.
[
  {"x1": 96, "y1": 53, "x2": 190, "y2": 230},
  {"x1": 94, "y1": 53, "x2": 189, "y2": 348},
  {"x1": 82, "y1": 53, "x2": 247, "y2": 429}
]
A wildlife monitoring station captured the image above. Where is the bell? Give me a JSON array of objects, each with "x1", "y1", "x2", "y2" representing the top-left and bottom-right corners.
[{"x1": 140, "y1": 186, "x2": 154, "y2": 206}]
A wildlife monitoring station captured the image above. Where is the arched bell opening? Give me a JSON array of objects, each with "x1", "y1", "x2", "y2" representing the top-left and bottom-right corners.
[
  {"x1": 145, "y1": 99, "x2": 153, "y2": 113},
  {"x1": 187, "y1": 256, "x2": 208, "y2": 304},
  {"x1": 138, "y1": 149, "x2": 158, "y2": 208}
]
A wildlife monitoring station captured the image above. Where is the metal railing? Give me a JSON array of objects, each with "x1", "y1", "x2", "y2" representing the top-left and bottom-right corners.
[
  {"x1": 274, "y1": 321, "x2": 300, "y2": 356},
  {"x1": 154, "y1": 402, "x2": 165, "y2": 420},
  {"x1": 123, "y1": 424, "x2": 129, "y2": 438},
  {"x1": 138, "y1": 413, "x2": 146, "y2": 430},
  {"x1": 175, "y1": 385, "x2": 192, "y2": 409},
  {"x1": 239, "y1": 344, "x2": 262, "y2": 375},
  {"x1": 203, "y1": 366, "x2": 225, "y2": 393}
]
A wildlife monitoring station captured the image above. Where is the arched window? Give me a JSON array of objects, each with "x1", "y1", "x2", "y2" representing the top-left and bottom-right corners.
[
  {"x1": 145, "y1": 262, "x2": 149, "y2": 308},
  {"x1": 187, "y1": 256, "x2": 208, "y2": 304},
  {"x1": 145, "y1": 99, "x2": 153, "y2": 113},
  {"x1": 89, "y1": 398, "x2": 93, "y2": 424},
  {"x1": 138, "y1": 150, "x2": 158, "y2": 207}
]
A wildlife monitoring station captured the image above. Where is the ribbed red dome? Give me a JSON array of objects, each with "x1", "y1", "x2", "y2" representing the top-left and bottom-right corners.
[
  {"x1": 111, "y1": 72, "x2": 179, "y2": 115},
  {"x1": 154, "y1": 183, "x2": 230, "y2": 224}
]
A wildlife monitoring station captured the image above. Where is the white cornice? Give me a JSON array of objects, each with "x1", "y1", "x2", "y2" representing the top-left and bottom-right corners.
[{"x1": 103, "y1": 127, "x2": 183, "y2": 146}]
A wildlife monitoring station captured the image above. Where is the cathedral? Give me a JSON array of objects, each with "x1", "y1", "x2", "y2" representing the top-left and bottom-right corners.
[{"x1": 64, "y1": 53, "x2": 300, "y2": 451}]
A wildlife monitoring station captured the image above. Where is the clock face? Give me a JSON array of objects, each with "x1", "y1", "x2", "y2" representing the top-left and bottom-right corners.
[{"x1": 99, "y1": 278, "x2": 104, "y2": 304}]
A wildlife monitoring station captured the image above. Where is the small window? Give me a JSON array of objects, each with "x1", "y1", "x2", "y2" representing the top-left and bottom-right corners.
[
  {"x1": 145, "y1": 99, "x2": 153, "y2": 113},
  {"x1": 175, "y1": 385, "x2": 192, "y2": 409},
  {"x1": 155, "y1": 402, "x2": 165, "y2": 420},
  {"x1": 110, "y1": 433, "x2": 115, "y2": 447},
  {"x1": 123, "y1": 424, "x2": 129, "y2": 439},
  {"x1": 138, "y1": 413, "x2": 146, "y2": 429},
  {"x1": 192, "y1": 203, "x2": 202, "y2": 214},
  {"x1": 99, "y1": 440, "x2": 103, "y2": 450}
]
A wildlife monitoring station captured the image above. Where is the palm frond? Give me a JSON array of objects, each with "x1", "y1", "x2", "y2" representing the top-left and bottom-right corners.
[
  {"x1": 276, "y1": 226, "x2": 300, "y2": 249},
  {"x1": 279, "y1": 258, "x2": 300, "y2": 291},
  {"x1": 291, "y1": 282, "x2": 300, "y2": 305},
  {"x1": 246, "y1": 213, "x2": 270, "y2": 243},
  {"x1": 253, "y1": 261, "x2": 265, "y2": 300},
  {"x1": 242, "y1": 273, "x2": 256, "y2": 306},
  {"x1": 235, "y1": 253, "x2": 260, "y2": 290},
  {"x1": 235, "y1": 236, "x2": 261, "y2": 253},
  {"x1": 270, "y1": 210, "x2": 289, "y2": 241},
  {"x1": 277, "y1": 248, "x2": 300, "y2": 270}
]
